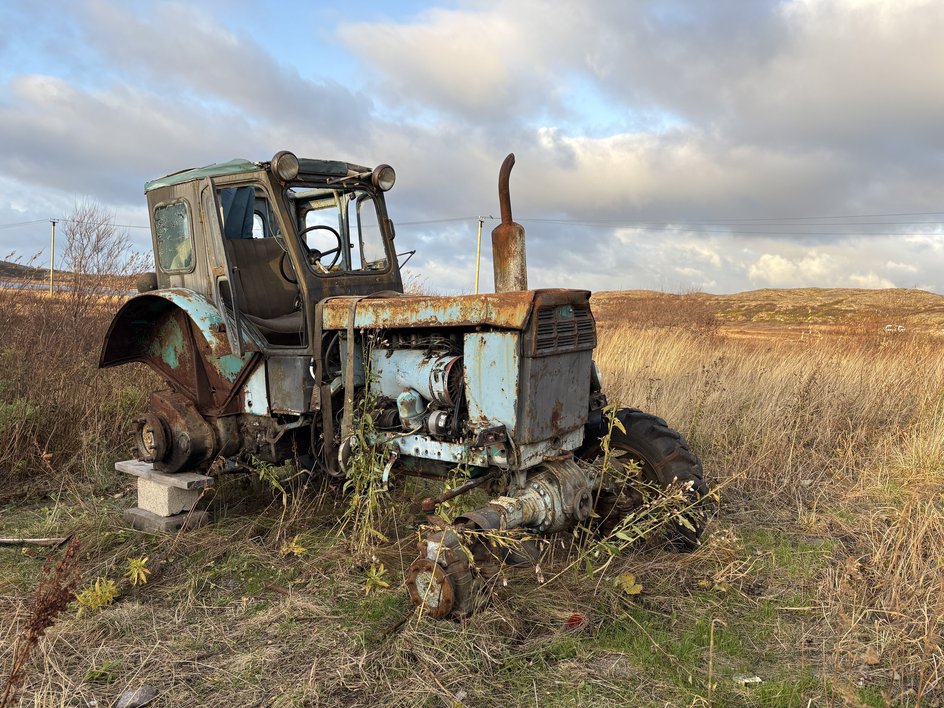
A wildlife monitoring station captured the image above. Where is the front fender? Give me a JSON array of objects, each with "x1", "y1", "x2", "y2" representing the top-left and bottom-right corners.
[{"x1": 100, "y1": 288, "x2": 259, "y2": 414}]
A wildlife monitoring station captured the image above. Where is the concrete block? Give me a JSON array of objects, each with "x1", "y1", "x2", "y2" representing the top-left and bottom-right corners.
[
  {"x1": 137, "y1": 478, "x2": 201, "y2": 516},
  {"x1": 123, "y1": 507, "x2": 209, "y2": 533},
  {"x1": 116, "y1": 460, "x2": 213, "y2": 490}
]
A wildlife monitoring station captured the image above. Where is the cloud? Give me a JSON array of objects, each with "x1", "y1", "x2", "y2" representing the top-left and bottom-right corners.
[
  {"x1": 339, "y1": 0, "x2": 944, "y2": 215},
  {"x1": 338, "y1": 8, "x2": 521, "y2": 120},
  {"x1": 885, "y1": 260, "x2": 918, "y2": 273},
  {"x1": 848, "y1": 272, "x2": 895, "y2": 288},
  {"x1": 1, "y1": 0, "x2": 943, "y2": 294},
  {"x1": 0, "y1": 74, "x2": 257, "y2": 203},
  {"x1": 80, "y1": 0, "x2": 372, "y2": 140},
  {"x1": 747, "y1": 245, "x2": 911, "y2": 290}
]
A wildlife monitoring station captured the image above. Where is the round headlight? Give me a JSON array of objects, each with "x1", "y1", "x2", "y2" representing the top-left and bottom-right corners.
[
  {"x1": 371, "y1": 164, "x2": 396, "y2": 191},
  {"x1": 272, "y1": 151, "x2": 300, "y2": 181}
]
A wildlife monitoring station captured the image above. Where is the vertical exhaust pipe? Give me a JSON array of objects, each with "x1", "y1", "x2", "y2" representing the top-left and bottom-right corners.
[{"x1": 491, "y1": 153, "x2": 528, "y2": 292}]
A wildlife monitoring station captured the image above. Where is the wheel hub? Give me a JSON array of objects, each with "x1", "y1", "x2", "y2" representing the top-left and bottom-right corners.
[
  {"x1": 135, "y1": 414, "x2": 168, "y2": 463},
  {"x1": 404, "y1": 558, "x2": 455, "y2": 618}
]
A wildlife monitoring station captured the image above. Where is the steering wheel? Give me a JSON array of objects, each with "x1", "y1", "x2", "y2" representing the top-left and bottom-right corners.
[
  {"x1": 299, "y1": 224, "x2": 343, "y2": 270},
  {"x1": 279, "y1": 250, "x2": 298, "y2": 284}
]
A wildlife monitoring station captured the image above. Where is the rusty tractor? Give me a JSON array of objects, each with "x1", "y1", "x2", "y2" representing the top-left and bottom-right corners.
[{"x1": 101, "y1": 151, "x2": 709, "y2": 618}]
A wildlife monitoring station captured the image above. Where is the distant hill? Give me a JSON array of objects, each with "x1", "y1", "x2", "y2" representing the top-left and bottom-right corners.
[
  {"x1": 0, "y1": 260, "x2": 50, "y2": 280},
  {"x1": 707, "y1": 288, "x2": 944, "y2": 325},
  {"x1": 591, "y1": 288, "x2": 944, "y2": 333},
  {"x1": 0, "y1": 260, "x2": 137, "y2": 291}
]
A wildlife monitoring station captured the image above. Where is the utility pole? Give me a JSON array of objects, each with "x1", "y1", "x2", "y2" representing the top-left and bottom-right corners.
[
  {"x1": 474, "y1": 217, "x2": 484, "y2": 294},
  {"x1": 474, "y1": 216, "x2": 495, "y2": 294},
  {"x1": 49, "y1": 219, "x2": 57, "y2": 296}
]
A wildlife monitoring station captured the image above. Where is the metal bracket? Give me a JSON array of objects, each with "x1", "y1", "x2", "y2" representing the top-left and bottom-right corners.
[{"x1": 471, "y1": 425, "x2": 507, "y2": 448}]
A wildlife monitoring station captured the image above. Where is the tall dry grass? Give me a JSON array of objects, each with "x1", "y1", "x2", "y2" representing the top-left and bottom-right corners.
[
  {"x1": 596, "y1": 322, "x2": 944, "y2": 492},
  {"x1": 0, "y1": 207, "x2": 151, "y2": 499},
  {"x1": 0, "y1": 286, "x2": 151, "y2": 498},
  {"x1": 596, "y1": 321, "x2": 944, "y2": 695}
]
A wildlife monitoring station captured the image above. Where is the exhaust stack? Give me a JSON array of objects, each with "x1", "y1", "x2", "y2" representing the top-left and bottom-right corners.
[{"x1": 491, "y1": 153, "x2": 528, "y2": 292}]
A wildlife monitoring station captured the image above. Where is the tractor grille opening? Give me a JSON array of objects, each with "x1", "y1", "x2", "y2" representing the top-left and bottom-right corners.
[{"x1": 534, "y1": 304, "x2": 596, "y2": 355}]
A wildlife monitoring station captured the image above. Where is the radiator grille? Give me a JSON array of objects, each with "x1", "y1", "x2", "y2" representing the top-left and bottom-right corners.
[{"x1": 534, "y1": 304, "x2": 596, "y2": 355}]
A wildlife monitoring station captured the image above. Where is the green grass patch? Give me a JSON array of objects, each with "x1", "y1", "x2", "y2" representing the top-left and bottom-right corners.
[{"x1": 739, "y1": 527, "x2": 835, "y2": 579}]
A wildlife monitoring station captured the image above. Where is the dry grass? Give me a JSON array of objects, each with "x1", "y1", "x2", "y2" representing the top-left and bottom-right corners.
[
  {"x1": 1, "y1": 287, "x2": 943, "y2": 706},
  {"x1": 0, "y1": 206, "x2": 146, "y2": 499},
  {"x1": 595, "y1": 300, "x2": 944, "y2": 703},
  {"x1": 0, "y1": 285, "x2": 151, "y2": 500}
]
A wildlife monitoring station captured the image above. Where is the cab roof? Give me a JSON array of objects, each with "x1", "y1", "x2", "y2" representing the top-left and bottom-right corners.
[{"x1": 144, "y1": 157, "x2": 369, "y2": 193}]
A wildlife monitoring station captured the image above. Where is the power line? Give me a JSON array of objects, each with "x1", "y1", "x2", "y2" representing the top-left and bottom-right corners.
[
  {"x1": 394, "y1": 216, "x2": 944, "y2": 237},
  {"x1": 394, "y1": 216, "x2": 479, "y2": 226},
  {"x1": 511, "y1": 220, "x2": 944, "y2": 236},
  {"x1": 0, "y1": 219, "x2": 48, "y2": 230},
  {"x1": 517, "y1": 218, "x2": 944, "y2": 227},
  {"x1": 521, "y1": 210, "x2": 944, "y2": 224},
  {"x1": 1, "y1": 209, "x2": 944, "y2": 236},
  {"x1": 0, "y1": 217, "x2": 151, "y2": 231},
  {"x1": 53, "y1": 218, "x2": 152, "y2": 230},
  {"x1": 392, "y1": 212, "x2": 944, "y2": 230}
]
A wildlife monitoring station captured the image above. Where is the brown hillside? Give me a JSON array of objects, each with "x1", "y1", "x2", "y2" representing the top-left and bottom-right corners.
[{"x1": 591, "y1": 287, "x2": 944, "y2": 338}]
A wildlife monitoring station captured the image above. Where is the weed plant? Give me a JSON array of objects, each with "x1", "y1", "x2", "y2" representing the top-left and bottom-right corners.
[{"x1": 338, "y1": 339, "x2": 396, "y2": 562}]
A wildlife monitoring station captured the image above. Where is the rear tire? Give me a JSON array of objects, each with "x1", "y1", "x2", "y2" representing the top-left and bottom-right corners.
[{"x1": 577, "y1": 407, "x2": 710, "y2": 549}]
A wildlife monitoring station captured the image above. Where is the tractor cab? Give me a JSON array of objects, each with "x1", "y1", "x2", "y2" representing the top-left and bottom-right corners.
[{"x1": 143, "y1": 152, "x2": 402, "y2": 354}]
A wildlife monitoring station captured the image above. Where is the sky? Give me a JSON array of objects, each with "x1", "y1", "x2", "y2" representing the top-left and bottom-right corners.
[{"x1": 0, "y1": 0, "x2": 942, "y2": 294}]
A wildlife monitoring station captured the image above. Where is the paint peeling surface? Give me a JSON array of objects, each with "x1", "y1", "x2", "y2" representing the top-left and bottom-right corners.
[
  {"x1": 464, "y1": 331, "x2": 520, "y2": 435},
  {"x1": 242, "y1": 364, "x2": 269, "y2": 415},
  {"x1": 100, "y1": 289, "x2": 257, "y2": 415},
  {"x1": 380, "y1": 433, "x2": 490, "y2": 467},
  {"x1": 103, "y1": 289, "x2": 252, "y2": 361},
  {"x1": 321, "y1": 289, "x2": 588, "y2": 331}
]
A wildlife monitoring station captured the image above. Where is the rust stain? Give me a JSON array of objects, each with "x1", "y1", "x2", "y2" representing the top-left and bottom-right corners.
[
  {"x1": 549, "y1": 400, "x2": 564, "y2": 434},
  {"x1": 321, "y1": 290, "x2": 549, "y2": 330}
]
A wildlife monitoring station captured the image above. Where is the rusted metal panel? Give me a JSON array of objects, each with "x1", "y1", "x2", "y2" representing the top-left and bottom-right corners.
[
  {"x1": 99, "y1": 289, "x2": 259, "y2": 416},
  {"x1": 321, "y1": 289, "x2": 589, "y2": 331},
  {"x1": 517, "y1": 350, "x2": 592, "y2": 442},
  {"x1": 266, "y1": 356, "x2": 313, "y2": 414},
  {"x1": 463, "y1": 331, "x2": 520, "y2": 436},
  {"x1": 102, "y1": 289, "x2": 252, "y2": 361},
  {"x1": 242, "y1": 363, "x2": 269, "y2": 415}
]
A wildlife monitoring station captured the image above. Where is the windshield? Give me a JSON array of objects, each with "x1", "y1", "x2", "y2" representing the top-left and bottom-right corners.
[{"x1": 286, "y1": 185, "x2": 388, "y2": 274}]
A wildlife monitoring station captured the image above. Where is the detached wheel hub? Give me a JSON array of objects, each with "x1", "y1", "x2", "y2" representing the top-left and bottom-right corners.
[
  {"x1": 136, "y1": 414, "x2": 168, "y2": 463},
  {"x1": 404, "y1": 558, "x2": 455, "y2": 618}
]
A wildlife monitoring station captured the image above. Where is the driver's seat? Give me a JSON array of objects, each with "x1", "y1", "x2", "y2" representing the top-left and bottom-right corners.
[{"x1": 227, "y1": 238, "x2": 304, "y2": 336}]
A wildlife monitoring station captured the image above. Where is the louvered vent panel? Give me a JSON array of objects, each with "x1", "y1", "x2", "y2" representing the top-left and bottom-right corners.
[{"x1": 533, "y1": 304, "x2": 596, "y2": 355}]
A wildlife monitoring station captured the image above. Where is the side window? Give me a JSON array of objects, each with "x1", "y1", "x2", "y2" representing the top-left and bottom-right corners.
[
  {"x1": 355, "y1": 194, "x2": 387, "y2": 271},
  {"x1": 218, "y1": 185, "x2": 282, "y2": 241},
  {"x1": 155, "y1": 201, "x2": 193, "y2": 272}
]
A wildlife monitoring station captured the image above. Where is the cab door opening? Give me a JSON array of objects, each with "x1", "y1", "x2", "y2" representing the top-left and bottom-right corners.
[{"x1": 215, "y1": 184, "x2": 305, "y2": 347}]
